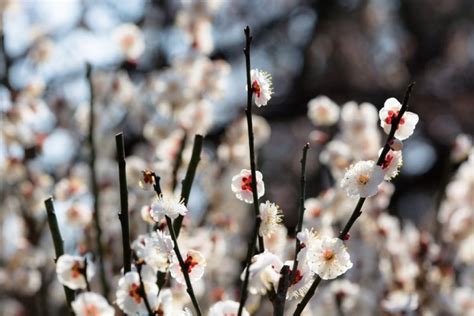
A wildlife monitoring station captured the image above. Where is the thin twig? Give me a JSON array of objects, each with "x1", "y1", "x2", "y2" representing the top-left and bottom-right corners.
[
  {"x1": 172, "y1": 133, "x2": 188, "y2": 191},
  {"x1": 44, "y1": 197, "x2": 75, "y2": 313},
  {"x1": 238, "y1": 25, "x2": 265, "y2": 316},
  {"x1": 290, "y1": 143, "x2": 310, "y2": 282},
  {"x1": 272, "y1": 265, "x2": 291, "y2": 316},
  {"x1": 87, "y1": 64, "x2": 109, "y2": 297},
  {"x1": 243, "y1": 25, "x2": 265, "y2": 253},
  {"x1": 136, "y1": 262, "x2": 154, "y2": 316},
  {"x1": 294, "y1": 83, "x2": 416, "y2": 315},
  {"x1": 165, "y1": 216, "x2": 202, "y2": 316},
  {"x1": 0, "y1": 33, "x2": 12, "y2": 91},
  {"x1": 173, "y1": 134, "x2": 203, "y2": 237},
  {"x1": 83, "y1": 257, "x2": 91, "y2": 292},
  {"x1": 116, "y1": 133, "x2": 132, "y2": 273},
  {"x1": 238, "y1": 216, "x2": 261, "y2": 316}
]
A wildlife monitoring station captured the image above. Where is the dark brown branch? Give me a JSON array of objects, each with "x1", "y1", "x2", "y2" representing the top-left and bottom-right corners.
[
  {"x1": 136, "y1": 262, "x2": 154, "y2": 316},
  {"x1": 116, "y1": 133, "x2": 132, "y2": 273},
  {"x1": 173, "y1": 134, "x2": 203, "y2": 237},
  {"x1": 87, "y1": 64, "x2": 109, "y2": 297},
  {"x1": 165, "y1": 216, "x2": 202, "y2": 316},
  {"x1": 44, "y1": 197, "x2": 75, "y2": 313},
  {"x1": 272, "y1": 265, "x2": 291, "y2": 316},
  {"x1": 172, "y1": 133, "x2": 188, "y2": 190}
]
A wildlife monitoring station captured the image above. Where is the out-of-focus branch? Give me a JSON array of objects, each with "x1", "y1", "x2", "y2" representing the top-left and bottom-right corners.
[
  {"x1": 87, "y1": 63, "x2": 109, "y2": 298},
  {"x1": 116, "y1": 133, "x2": 132, "y2": 274},
  {"x1": 173, "y1": 134, "x2": 203, "y2": 237},
  {"x1": 172, "y1": 133, "x2": 188, "y2": 190},
  {"x1": 44, "y1": 197, "x2": 75, "y2": 313}
]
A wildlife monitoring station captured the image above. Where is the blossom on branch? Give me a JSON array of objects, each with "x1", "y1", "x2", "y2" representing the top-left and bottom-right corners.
[
  {"x1": 169, "y1": 249, "x2": 206, "y2": 285},
  {"x1": 231, "y1": 169, "x2": 265, "y2": 204},
  {"x1": 242, "y1": 251, "x2": 283, "y2": 295},
  {"x1": 341, "y1": 160, "x2": 384, "y2": 198},
  {"x1": 150, "y1": 193, "x2": 188, "y2": 222},
  {"x1": 250, "y1": 69, "x2": 273, "y2": 107},
  {"x1": 379, "y1": 98, "x2": 419, "y2": 141},
  {"x1": 116, "y1": 267, "x2": 158, "y2": 315},
  {"x1": 306, "y1": 236, "x2": 353, "y2": 280},
  {"x1": 71, "y1": 292, "x2": 115, "y2": 316},
  {"x1": 259, "y1": 201, "x2": 283, "y2": 237},
  {"x1": 56, "y1": 254, "x2": 95, "y2": 290}
]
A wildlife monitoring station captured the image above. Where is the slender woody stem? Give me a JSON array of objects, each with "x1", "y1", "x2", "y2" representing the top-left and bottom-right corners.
[
  {"x1": 165, "y1": 216, "x2": 202, "y2": 316},
  {"x1": 291, "y1": 143, "x2": 310, "y2": 282},
  {"x1": 83, "y1": 257, "x2": 91, "y2": 292},
  {"x1": 243, "y1": 26, "x2": 265, "y2": 253},
  {"x1": 294, "y1": 83, "x2": 415, "y2": 316},
  {"x1": 174, "y1": 134, "x2": 203, "y2": 237},
  {"x1": 238, "y1": 25, "x2": 265, "y2": 316},
  {"x1": 172, "y1": 133, "x2": 188, "y2": 191},
  {"x1": 44, "y1": 197, "x2": 75, "y2": 313},
  {"x1": 116, "y1": 133, "x2": 132, "y2": 273},
  {"x1": 87, "y1": 64, "x2": 109, "y2": 297},
  {"x1": 272, "y1": 265, "x2": 291, "y2": 316},
  {"x1": 136, "y1": 262, "x2": 154, "y2": 316}
]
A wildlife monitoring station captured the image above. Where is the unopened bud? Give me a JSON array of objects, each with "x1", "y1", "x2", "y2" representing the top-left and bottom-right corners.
[{"x1": 389, "y1": 139, "x2": 403, "y2": 151}]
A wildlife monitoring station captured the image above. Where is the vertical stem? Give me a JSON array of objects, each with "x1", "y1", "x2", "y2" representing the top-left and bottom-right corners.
[
  {"x1": 0, "y1": 33, "x2": 12, "y2": 91},
  {"x1": 238, "y1": 216, "x2": 261, "y2": 316},
  {"x1": 44, "y1": 197, "x2": 75, "y2": 313},
  {"x1": 290, "y1": 143, "x2": 310, "y2": 282},
  {"x1": 165, "y1": 216, "x2": 202, "y2": 316},
  {"x1": 136, "y1": 263, "x2": 154, "y2": 316},
  {"x1": 116, "y1": 133, "x2": 132, "y2": 273},
  {"x1": 172, "y1": 133, "x2": 188, "y2": 191},
  {"x1": 238, "y1": 25, "x2": 265, "y2": 316},
  {"x1": 294, "y1": 83, "x2": 416, "y2": 315},
  {"x1": 83, "y1": 257, "x2": 91, "y2": 292},
  {"x1": 173, "y1": 134, "x2": 203, "y2": 237},
  {"x1": 87, "y1": 63, "x2": 109, "y2": 297},
  {"x1": 272, "y1": 265, "x2": 291, "y2": 316},
  {"x1": 243, "y1": 26, "x2": 265, "y2": 253}
]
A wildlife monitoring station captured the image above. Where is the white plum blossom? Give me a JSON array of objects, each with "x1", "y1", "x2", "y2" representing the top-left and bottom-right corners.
[
  {"x1": 150, "y1": 193, "x2": 188, "y2": 222},
  {"x1": 65, "y1": 202, "x2": 93, "y2": 227},
  {"x1": 56, "y1": 255, "x2": 95, "y2": 290},
  {"x1": 379, "y1": 98, "x2": 419, "y2": 141},
  {"x1": 242, "y1": 251, "x2": 283, "y2": 295},
  {"x1": 250, "y1": 69, "x2": 273, "y2": 107},
  {"x1": 138, "y1": 170, "x2": 156, "y2": 191},
  {"x1": 284, "y1": 260, "x2": 314, "y2": 299},
  {"x1": 231, "y1": 169, "x2": 265, "y2": 204},
  {"x1": 208, "y1": 300, "x2": 249, "y2": 316},
  {"x1": 341, "y1": 160, "x2": 384, "y2": 198},
  {"x1": 381, "y1": 290, "x2": 419, "y2": 314},
  {"x1": 169, "y1": 249, "x2": 206, "y2": 285},
  {"x1": 306, "y1": 236, "x2": 353, "y2": 280},
  {"x1": 131, "y1": 231, "x2": 174, "y2": 273},
  {"x1": 379, "y1": 149, "x2": 403, "y2": 180},
  {"x1": 71, "y1": 292, "x2": 115, "y2": 316},
  {"x1": 116, "y1": 267, "x2": 158, "y2": 315},
  {"x1": 113, "y1": 23, "x2": 145, "y2": 61},
  {"x1": 259, "y1": 201, "x2": 283, "y2": 237},
  {"x1": 307, "y1": 96, "x2": 340, "y2": 126}
]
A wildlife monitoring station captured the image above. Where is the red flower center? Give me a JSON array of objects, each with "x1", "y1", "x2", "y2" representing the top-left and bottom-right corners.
[
  {"x1": 241, "y1": 175, "x2": 253, "y2": 192},
  {"x1": 142, "y1": 170, "x2": 154, "y2": 185},
  {"x1": 381, "y1": 154, "x2": 394, "y2": 170},
  {"x1": 184, "y1": 255, "x2": 199, "y2": 273},
  {"x1": 384, "y1": 110, "x2": 405, "y2": 125},
  {"x1": 71, "y1": 261, "x2": 82, "y2": 278},
  {"x1": 291, "y1": 269, "x2": 303, "y2": 285},
  {"x1": 252, "y1": 80, "x2": 261, "y2": 97},
  {"x1": 129, "y1": 283, "x2": 142, "y2": 304},
  {"x1": 83, "y1": 304, "x2": 100, "y2": 316}
]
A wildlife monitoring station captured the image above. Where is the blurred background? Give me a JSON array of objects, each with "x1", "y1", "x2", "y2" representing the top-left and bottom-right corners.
[{"x1": 0, "y1": 0, "x2": 473, "y2": 315}]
